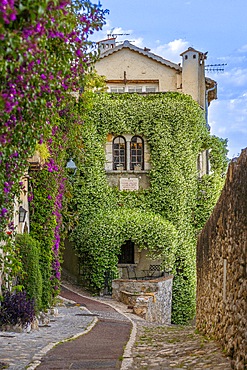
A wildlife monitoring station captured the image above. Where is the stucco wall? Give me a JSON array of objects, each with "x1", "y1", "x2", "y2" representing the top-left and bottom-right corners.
[
  {"x1": 196, "y1": 149, "x2": 247, "y2": 370},
  {"x1": 96, "y1": 48, "x2": 179, "y2": 92},
  {"x1": 181, "y1": 49, "x2": 205, "y2": 108}
]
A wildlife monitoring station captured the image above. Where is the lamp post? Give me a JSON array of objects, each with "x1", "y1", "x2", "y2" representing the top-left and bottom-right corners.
[{"x1": 19, "y1": 206, "x2": 27, "y2": 223}]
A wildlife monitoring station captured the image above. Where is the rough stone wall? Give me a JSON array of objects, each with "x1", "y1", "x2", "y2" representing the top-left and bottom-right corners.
[
  {"x1": 112, "y1": 276, "x2": 173, "y2": 324},
  {"x1": 196, "y1": 149, "x2": 247, "y2": 370}
]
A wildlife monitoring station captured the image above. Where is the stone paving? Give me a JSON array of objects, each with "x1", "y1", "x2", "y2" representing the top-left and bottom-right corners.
[
  {"x1": 65, "y1": 282, "x2": 233, "y2": 370},
  {"x1": 0, "y1": 281, "x2": 233, "y2": 370},
  {"x1": 0, "y1": 300, "x2": 94, "y2": 370},
  {"x1": 130, "y1": 323, "x2": 233, "y2": 369}
]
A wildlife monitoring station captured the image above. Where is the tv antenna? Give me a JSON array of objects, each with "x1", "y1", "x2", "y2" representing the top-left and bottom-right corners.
[
  {"x1": 107, "y1": 28, "x2": 130, "y2": 39},
  {"x1": 205, "y1": 63, "x2": 227, "y2": 73}
]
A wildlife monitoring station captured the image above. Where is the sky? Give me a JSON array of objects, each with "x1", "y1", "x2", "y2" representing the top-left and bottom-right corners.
[{"x1": 91, "y1": 0, "x2": 247, "y2": 158}]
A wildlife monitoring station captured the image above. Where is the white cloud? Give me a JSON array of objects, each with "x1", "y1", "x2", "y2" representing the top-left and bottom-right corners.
[
  {"x1": 92, "y1": 22, "x2": 190, "y2": 64},
  {"x1": 152, "y1": 39, "x2": 190, "y2": 63},
  {"x1": 106, "y1": 26, "x2": 132, "y2": 40},
  {"x1": 223, "y1": 68, "x2": 247, "y2": 87},
  {"x1": 209, "y1": 67, "x2": 247, "y2": 91},
  {"x1": 91, "y1": 23, "x2": 146, "y2": 49},
  {"x1": 209, "y1": 92, "x2": 247, "y2": 157},
  {"x1": 215, "y1": 55, "x2": 247, "y2": 64},
  {"x1": 237, "y1": 44, "x2": 247, "y2": 53}
]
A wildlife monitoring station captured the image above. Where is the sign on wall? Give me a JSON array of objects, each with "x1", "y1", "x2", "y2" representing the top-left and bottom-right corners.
[{"x1": 120, "y1": 177, "x2": 139, "y2": 191}]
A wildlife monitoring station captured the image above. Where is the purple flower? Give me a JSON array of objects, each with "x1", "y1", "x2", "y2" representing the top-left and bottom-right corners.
[
  {"x1": 75, "y1": 49, "x2": 83, "y2": 58},
  {"x1": 1, "y1": 208, "x2": 8, "y2": 217},
  {"x1": 35, "y1": 23, "x2": 42, "y2": 32}
]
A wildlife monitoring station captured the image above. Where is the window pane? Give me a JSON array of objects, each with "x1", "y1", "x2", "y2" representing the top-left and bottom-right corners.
[{"x1": 113, "y1": 136, "x2": 126, "y2": 170}]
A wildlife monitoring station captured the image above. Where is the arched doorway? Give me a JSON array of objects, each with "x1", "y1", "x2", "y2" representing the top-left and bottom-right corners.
[{"x1": 118, "y1": 240, "x2": 135, "y2": 264}]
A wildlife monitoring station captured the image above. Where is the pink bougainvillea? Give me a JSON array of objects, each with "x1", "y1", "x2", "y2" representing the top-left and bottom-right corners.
[{"x1": 0, "y1": 0, "x2": 108, "y2": 297}]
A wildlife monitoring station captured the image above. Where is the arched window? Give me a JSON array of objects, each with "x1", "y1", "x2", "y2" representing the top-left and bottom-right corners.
[
  {"x1": 130, "y1": 136, "x2": 144, "y2": 170},
  {"x1": 113, "y1": 136, "x2": 126, "y2": 170}
]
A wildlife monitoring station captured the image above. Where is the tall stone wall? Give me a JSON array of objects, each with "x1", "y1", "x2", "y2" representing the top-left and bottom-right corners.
[{"x1": 196, "y1": 149, "x2": 247, "y2": 370}]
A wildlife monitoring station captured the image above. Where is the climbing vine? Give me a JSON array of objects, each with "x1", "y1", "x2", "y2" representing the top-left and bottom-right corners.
[
  {"x1": 71, "y1": 92, "x2": 228, "y2": 324},
  {"x1": 194, "y1": 135, "x2": 228, "y2": 233},
  {"x1": 0, "y1": 0, "x2": 107, "y2": 291},
  {"x1": 28, "y1": 97, "x2": 86, "y2": 307}
]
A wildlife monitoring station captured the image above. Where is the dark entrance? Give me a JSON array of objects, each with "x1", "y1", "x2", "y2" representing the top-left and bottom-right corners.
[{"x1": 118, "y1": 240, "x2": 135, "y2": 264}]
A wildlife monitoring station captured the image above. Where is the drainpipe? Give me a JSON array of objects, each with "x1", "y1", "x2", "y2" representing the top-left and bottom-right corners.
[
  {"x1": 203, "y1": 82, "x2": 217, "y2": 175},
  {"x1": 205, "y1": 82, "x2": 217, "y2": 130}
]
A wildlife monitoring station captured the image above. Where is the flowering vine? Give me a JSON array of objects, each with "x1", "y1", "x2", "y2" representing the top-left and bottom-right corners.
[
  {"x1": 0, "y1": 0, "x2": 107, "y2": 238},
  {"x1": 0, "y1": 0, "x2": 108, "y2": 302}
]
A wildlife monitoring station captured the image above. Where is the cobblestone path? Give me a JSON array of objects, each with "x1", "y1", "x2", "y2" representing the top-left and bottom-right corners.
[
  {"x1": 62, "y1": 280, "x2": 233, "y2": 370},
  {"x1": 130, "y1": 323, "x2": 232, "y2": 369}
]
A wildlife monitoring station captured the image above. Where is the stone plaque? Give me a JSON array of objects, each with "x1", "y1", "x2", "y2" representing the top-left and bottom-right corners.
[{"x1": 120, "y1": 178, "x2": 139, "y2": 191}]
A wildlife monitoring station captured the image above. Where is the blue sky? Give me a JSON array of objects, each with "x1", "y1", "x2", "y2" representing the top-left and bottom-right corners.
[{"x1": 92, "y1": 0, "x2": 247, "y2": 158}]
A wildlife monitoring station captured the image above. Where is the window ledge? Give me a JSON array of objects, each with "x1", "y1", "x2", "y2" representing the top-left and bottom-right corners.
[{"x1": 106, "y1": 170, "x2": 150, "y2": 174}]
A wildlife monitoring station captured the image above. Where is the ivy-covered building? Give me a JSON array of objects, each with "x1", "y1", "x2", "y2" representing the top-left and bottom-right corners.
[
  {"x1": 96, "y1": 38, "x2": 217, "y2": 177},
  {"x1": 64, "y1": 39, "x2": 227, "y2": 324},
  {"x1": 96, "y1": 38, "x2": 217, "y2": 105}
]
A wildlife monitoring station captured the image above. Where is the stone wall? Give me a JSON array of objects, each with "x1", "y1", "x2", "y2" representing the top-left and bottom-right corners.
[
  {"x1": 112, "y1": 276, "x2": 173, "y2": 324},
  {"x1": 196, "y1": 149, "x2": 247, "y2": 370}
]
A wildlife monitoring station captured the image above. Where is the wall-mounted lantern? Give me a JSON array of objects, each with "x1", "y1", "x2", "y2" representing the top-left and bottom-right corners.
[
  {"x1": 19, "y1": 206, "x2": 27, "y2": 223},
  {"x1": 66, "y1": 158, "x2": 77, "y2": 176}
]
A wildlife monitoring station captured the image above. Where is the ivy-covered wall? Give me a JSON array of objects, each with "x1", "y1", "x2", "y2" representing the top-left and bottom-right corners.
[{"x1": 71, "y1": 92, "x2": 228, "y2": 324}]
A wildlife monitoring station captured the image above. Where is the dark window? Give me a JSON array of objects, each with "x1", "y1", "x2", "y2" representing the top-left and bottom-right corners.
[
  {"x1": 113, "y1": 136, "x2": 126, "y2": 170},
  {"x1": 118, "y1": 240, "x2": 135, "y2": 264},
  {"x1": 130, "y1": 136, "x2": 144, "y2": 170}
]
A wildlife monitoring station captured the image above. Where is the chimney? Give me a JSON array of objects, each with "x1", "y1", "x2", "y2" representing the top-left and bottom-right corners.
[
  {"x1": 180, "y1": 47, "x2": 207, "y2": 109},
  {"x1": 97, "y1": 37, "x2": 116, "y2": 54}
]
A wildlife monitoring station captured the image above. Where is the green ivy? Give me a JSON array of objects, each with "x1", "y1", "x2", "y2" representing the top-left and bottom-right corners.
[
  {"x1": 29, "y1": 169, "x2": 57, "y2": 309},
  {"x1": 194, "y1": 135, "x2": 229, "y2": 232},
  {"x1": 71, "y1": 92, "x2": 228, "y2": 324},
  {"x1": 16, "y1": 234, "x2": 43, "y2": 312}
]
